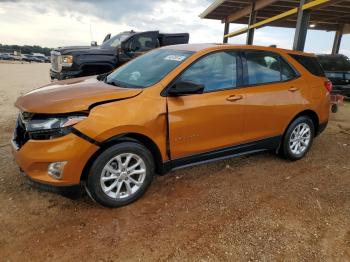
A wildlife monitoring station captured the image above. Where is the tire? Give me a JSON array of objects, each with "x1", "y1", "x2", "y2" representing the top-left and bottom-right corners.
[
  {"x1": 281, "y1": 116, "x2": 315, "y2": 161},
  {"x1": 331, "y1": 104, "x2": 338, "y2": 113},
  {"x1": 87, "y1": 142, "x2": 154, "y2": 208}
]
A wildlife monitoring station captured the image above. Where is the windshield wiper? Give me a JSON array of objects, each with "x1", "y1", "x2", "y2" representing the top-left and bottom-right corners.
[
  {"x1": 105, "y1": 79, "x2": 131, "y2": 88},
  {"x1": 96, "y1": 72, "x2": 110, "y2": 81}
]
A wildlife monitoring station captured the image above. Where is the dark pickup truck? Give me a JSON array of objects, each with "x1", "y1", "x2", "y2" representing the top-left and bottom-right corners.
[
  {"x1": 317, "y1": 54, "x2": 350, "y2": 98},
  {"x1": 50, "y1": 30, "x2": 189, "y2": 80}
]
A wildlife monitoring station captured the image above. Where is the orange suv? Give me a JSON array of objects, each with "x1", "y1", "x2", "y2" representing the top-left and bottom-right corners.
[{"x1": 12, "y1": 44, "x2": 330, "y2": 207}]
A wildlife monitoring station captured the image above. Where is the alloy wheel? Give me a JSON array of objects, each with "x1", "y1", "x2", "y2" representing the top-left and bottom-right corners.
[
  {"x1": 289, "y1": 123, "x2": 311, "y2": 156},
  {"x1": 100, "y1": 153, "x2": 146, "y2": 199}
]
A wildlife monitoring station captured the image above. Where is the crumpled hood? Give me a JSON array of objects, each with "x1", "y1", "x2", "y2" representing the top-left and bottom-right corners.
[{"x1": 15, "y1": 77, "x2": 142, "y2": 114}]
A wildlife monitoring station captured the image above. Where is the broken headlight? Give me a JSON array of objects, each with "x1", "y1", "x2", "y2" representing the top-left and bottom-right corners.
[{"x1": 23, "y1": 114, "x2": 87, "y2": 140}]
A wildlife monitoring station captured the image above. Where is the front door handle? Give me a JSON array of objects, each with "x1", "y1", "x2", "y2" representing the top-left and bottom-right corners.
[
  {"x1": 226, "y1": 95, "x2": 243, "y2": 102},
  {"x1": 288, "y1": 86, "x2": 299, "y2": 92}
]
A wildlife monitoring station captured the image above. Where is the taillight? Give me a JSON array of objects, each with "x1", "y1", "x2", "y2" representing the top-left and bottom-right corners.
[{"x1": 324, "y1": 80, "x2": 332, "y2": 93}]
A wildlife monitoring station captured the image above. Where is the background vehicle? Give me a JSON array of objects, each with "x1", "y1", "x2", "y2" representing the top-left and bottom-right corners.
[
  {"x1": 317, "y1": 54, "x2": 350, "y2": 98},
  {"x1": 50, "y1": 30, "x2": 189, "y2": 80},
  {"x1": 13, "y1": 44, "x2": 329, "y2": 207},
  {"x1": 0, "y1": 53, "x2": 14, "y2": 60},
  {"x1": 21, "y1": 54, "x2": 42, "y2": 62}
]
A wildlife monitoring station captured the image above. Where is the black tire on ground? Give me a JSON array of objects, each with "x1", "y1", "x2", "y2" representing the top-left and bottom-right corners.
[
  {"x1": 87, "y1": 142, "x2": 154, "y2": 208},
  {"x1": 331, "y1": 104, "x2": 338, "y2": 113},
  {"x1": 281, "y1": 116, "x2": 315, "y2": 161}
]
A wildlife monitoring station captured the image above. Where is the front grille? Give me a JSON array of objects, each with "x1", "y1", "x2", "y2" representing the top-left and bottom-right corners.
[
  {"x1": 50, "y1": 51, "x2": 62, "y2": 72},
  {"x1": 13, "y1": 116, "x2": 29, "y2": 149}
]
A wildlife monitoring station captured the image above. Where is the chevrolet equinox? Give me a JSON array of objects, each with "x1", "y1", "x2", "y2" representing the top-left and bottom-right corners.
[{"x1": 12, "y1": 44, "x2": 331, "y2": 207}]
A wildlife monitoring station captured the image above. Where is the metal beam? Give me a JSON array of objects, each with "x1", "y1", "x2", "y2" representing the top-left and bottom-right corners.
[
  {"x1": 225, "y1": 0, "x2": 278, "y2": 23},
  {"x1": 223, "y1": 20, "x2": 230, "y2": 43},
  {"x1": 293, "y1": 0, "x2": 311, "y2": 51},
  {"x1": 332, "y1": 24, "x2": 344, "y2": 54},
  {"x1": 246, "y1": 1, "x2": 257, "y2": 45},
  {"x1": 199, "y1": 0, "x2": 226, "y2": 19},
  {"x1": 224, "y1": 0, "x2": 330, "y2": 39},
  {"x1": 344, "y1": 24, "x2": 350, "y2": 34}
]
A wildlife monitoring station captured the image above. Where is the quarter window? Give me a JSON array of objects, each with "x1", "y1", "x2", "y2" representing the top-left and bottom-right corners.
[{"x1": 179, "y1": 51, "x2": 237, "y2": 92}]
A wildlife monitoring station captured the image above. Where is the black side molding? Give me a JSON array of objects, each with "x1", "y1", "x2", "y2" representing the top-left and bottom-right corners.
[{"x1": 159, "y1": 135, "x2": 281, "y2": 174}]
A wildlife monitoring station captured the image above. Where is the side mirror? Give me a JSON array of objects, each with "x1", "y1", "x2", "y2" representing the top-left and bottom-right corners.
[
  {"x1": 168, "y1": 81, "x2": 204, "y2": 96},
  {"x1": 91, "y1": 41, "x2": 97, "y2": 46}
]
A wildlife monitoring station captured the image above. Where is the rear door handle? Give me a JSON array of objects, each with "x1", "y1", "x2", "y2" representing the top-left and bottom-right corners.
[
  {"x1": 226, "y1": 95, "x2": 243, "y2": 102},
  {"x1": 288, "y1": 87, "x2": 299, "y2": 92}
]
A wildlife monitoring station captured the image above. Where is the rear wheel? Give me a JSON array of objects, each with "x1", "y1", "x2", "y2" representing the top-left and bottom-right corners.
[
  {"x1": 87, "y1": 142, "x2": 154, "y2": 207},
  {"x1": 281, "y1": 116, "x2": 315, "y2": 160}
]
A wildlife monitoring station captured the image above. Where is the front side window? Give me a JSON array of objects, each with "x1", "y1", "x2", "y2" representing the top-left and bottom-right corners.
[
  {"x1": 178, "y1": 51, "x2": 237, "y2": 92},
  {"x1": 106, "y1": 49, "x2": 193, "y2": 88},
  {"x1": 136, "y1": 36, "x2": 156, "y2": 50}
]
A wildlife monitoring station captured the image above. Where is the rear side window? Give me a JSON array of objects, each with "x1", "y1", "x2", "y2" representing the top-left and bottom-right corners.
[
  {"x1": 289, "y1": 54, "x2": 325, "y2": 77},
  {"x1": 281, "y1": 59, "x2": 297, "y2": 80},
  {"x1": 245, "y1": 51, "x2": 296, "y2": 85}
]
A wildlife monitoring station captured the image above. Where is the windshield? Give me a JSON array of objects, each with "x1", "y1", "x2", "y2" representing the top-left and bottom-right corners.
[
  {"x1": 318, "y1": 55, "x2": 350, "y2": 71},
  {"x1": 101, "y1": 33, "x2": 130, "y2": 48},
  {"x1": 106, "y1": 49, "x2": 194, "y2": 88}
]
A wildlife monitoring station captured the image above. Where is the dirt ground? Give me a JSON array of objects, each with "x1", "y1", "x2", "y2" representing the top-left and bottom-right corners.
[{"x1": 0, "y1": 63, "x2": 350, "y2": 261}]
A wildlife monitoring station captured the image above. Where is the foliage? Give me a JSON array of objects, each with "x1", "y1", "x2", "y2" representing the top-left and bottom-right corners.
[{"x1": 0, "y1": 44, "x2": 53, "y2": 56}]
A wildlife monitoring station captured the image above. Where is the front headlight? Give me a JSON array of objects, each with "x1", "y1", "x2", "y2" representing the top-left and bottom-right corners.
[
  {"x1": 26, "y1": 115, "x2": 86, "y2": 132},
  {"x1": 61, "y1": 55, "x2": 73, "y2": 67},
  {"x1": 23, "y1": 115, "x2": 87, "y2": 139}
]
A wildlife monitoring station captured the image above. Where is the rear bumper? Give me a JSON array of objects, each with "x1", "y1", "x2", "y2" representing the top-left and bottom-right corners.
[
  {"x1": 12, "y1": 133, "x2": 99, "y2": 186},
  {"x1": 50, "y1": 69, "x2": 82, "y2": 80}
]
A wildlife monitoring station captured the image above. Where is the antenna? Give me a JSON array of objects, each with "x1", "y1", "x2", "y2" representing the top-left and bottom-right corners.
[{"x1": 89, "y1": 23, "x2": 93, "y2": 42}]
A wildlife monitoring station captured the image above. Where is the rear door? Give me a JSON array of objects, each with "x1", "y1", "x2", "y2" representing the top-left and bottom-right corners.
[
  {"x1": 241, "y1": 50, "x2": 305, "y2": 141},
  {"x1": 167, "y1": 51, "x2": 246, "y2": 159}
]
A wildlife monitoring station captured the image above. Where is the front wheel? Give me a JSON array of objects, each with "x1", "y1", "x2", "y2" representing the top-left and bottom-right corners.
[
  {"x1": 281, "y1": 116, "x2": 315, "y2": 160},
  {"x1": 87, "y1": 142, "x2": 154, "y2": 208}
]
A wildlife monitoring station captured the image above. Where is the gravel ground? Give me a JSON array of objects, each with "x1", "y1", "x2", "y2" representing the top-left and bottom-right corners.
[{"x1": 0, "y1": 63, "x2": 349, "y2": 261}]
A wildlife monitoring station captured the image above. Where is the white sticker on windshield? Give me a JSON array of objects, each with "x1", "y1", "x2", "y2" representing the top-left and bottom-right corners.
[{"x1": 164, "y1": 55, "x2": 186, "y2": 62}]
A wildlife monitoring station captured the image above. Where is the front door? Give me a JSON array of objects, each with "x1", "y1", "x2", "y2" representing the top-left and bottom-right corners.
[{"x1": 167, "y1": 51, "x2": 246, "y2": 159}]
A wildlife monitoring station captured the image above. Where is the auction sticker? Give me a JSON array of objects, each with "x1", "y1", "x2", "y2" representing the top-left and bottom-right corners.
[{"x1": 164, "y1": 55, "x2": 186, "y2": 61}]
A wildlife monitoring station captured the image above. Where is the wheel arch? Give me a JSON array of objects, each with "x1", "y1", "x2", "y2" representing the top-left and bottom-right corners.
[
  {"x1": 285, "y1": 109, "x2": 320, "y2": 138},
  {"x1": 80, "y1": 133, "x2": 164, "y2": 182}
]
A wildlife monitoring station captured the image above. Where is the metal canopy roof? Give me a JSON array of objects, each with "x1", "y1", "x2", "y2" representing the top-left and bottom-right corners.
[{"x1": 200, "y1": 0, "x2": 350, "y2": 31}]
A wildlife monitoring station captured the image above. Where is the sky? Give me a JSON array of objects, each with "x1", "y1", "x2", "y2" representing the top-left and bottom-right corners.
[{"x1": 0, "y1": 0, "x2": 349, "y2": 56}]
